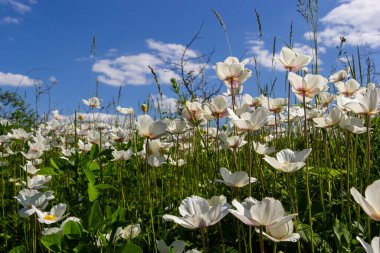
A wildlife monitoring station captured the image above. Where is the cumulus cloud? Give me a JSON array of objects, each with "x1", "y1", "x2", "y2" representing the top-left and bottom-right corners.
[
  {"x1": 318, "y1": 0, "x2": 380, "y2": 48},
  {"x1": 92, "y1": 39, "x2": 208, "y2": 87},
  {"x1": 151, "y1": 94, "x2": 178, "y2": 113},
  {"x1": 0, "y1": 72, "x2": 37, "y2": 87},
  {"x1": 1, "y1": 16, "x2": 21, "y2": 24},
  {"x1": 0, "y1": 0, "x2": 36, "y2": 24}
]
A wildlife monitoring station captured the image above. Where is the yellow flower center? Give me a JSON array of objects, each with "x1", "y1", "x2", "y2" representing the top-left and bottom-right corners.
[{"x1": 43, "y1": 214, "x2": 56, "y2": 221}]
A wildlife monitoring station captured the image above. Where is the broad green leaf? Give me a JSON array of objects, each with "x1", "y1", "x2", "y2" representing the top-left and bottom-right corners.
[
  {"x1": 95, "y1": 184, "x2": 119, "y2": 192},
  {"x1": 88, "y1": 182, "x2": 99, "y2": 202},
  {"x1": 9, "y1": 246, "x2": 26, "y2": 253},
  {"x1": 50, "y1": 158, "x2": 60, "y2": 170},
  {"x1": 37, "y1": 167, "x2": 60, "y2": 176},
  {"x1": 82, "y1": 166, "x2": 95, "y2": 184},
  {"x1": 90, "y1": 144, "x2": 99, "y2": 160},
  {"x1": 119, "y1": 243, "x2": 143, "y2": 253},
  {"x1": 88, "y1": 161, "x2": 100, "y2": 171},
  {"x1": 41, "y1": 234, "x2": 62, "y2": 252},
  {"x1": 63, "y1": 220, "x2": 83, "y2": 239},
  {"x1": 89, "y1": 201, "x2": 102, "y2": 231}
]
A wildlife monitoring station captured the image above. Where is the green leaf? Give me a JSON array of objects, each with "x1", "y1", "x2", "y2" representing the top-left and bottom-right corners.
[
  {"x1": 88, "y1": 182, "x2": 99, "y2": 202},
  {"x1": 88, "y1": 201, "x2": 102, "y2": 231},
  {"x1": 41, "y1": 234, "x2": 62, "y2": 252},
  {"x1": 95, "y1": 184, "x2": 119, "y2": 192},
  {"x1": 37, "y1": 167, "x2": 60, "y2": 176},
  {"x1": 90, "y1": 144, "x2": 99, "y2": 160},
  {"x1": 9, "y1": 246, "x2": 26, "y2": 253},
  {"x1": 88, "y1": 161, "x2": 100, "y2": 171},
  {"x1": 119, "y1": 244, "x2": 143, "y2": 253},
  {"x1": 63, "y1": 220, "x2": 83, "y2": 239},
  {"x1": 82, "y1": 166, "x2": 95, "y2": 184},
  {"x1": 50, "y1": 158, "x2": 60, "y2": 170}
]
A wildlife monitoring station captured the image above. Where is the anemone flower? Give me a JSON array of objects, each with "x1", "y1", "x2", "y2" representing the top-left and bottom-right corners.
[
  {"x1": 116, "y1": 106, "x2": 134, "y2": 115},
  {"x1": 261, "y1": 219, "x2": 300, "y2": 243},
  {"x1": 119, "y1": 224, "x2": 141, "y2": 240},
  {"x1": 33, "y1": 203, "x2": 68, "y2": 224},
  {"x1": 329, "y1": 68, "x2": 349, "y2": 83},
  {"x1": 356, "y1": 236, "x2": 380, "y2": 253},
  {"x1": 136, "y1": 114, "x2": 167, "y2": 139},
  {"x1": 252, "y1": 141, "x2": 276, "y2": 156},
  {"x1": 334, "y1": 79, "x2": 360, "y2": 97},
  {"x1": 182, "y1": 101, "x2": 205, "y2": 125},
  {"x1": 214, "y1": 57, "x2": 251, "y2": 93},
  {"x1": 350, "y1": 179, "x2": 380, "y2": 221},
  {"x1": 163, "y1": 195, "x2": 230, "y2": 229},
  {"x1": 15, "y1": 189, "x2": 54, "y2": 218},
  {"x1": 274, "y1": 47, "x2": 312, "y2": 71},
  {"x1": 219, "y1": 132, "x2": 247, "y2": 150},
  {"x1": 316, "y1": 92, "x2": 335, "y2": 109},
  {"x1": 82, "y1": 97, "x2": 101, "y2": 109},
  {"x1": 263, "y1": 148, "x2": 312, "y2": 173},
  {"x1": 112, "y1": 149, "x2": 133, "y2": 161},
  {"x1": 312, "y1": 107, "x2": 343, "y2": 128},
  {"x1": 229, "y1": 197, "x2": 297, "y2": 227},
  {"x1": 206, "y1": 95, "x2": 229, "y2": 120},
  {"x1": 227, "y1": 107, "x2": 269, "y2": 132},
  {"x1": 156, "y1": 240, "x2": 185, "y2": 253},
  {"x1": 344, "y1": 86, "x2": 380, "y2": 116},
  {"x1": 241, "y1": 94, "x2": 261, "y2": 107},
  {"x1": 339, "y1": 115, "x2": 367, "y2": 134},
  {"x1": 214, "y1": 167, "x2": 256, "y2": 187},
  {"x1": 258, "y1": 95, "x2": 288, "y2": 114},
  {"x1": 288, "y1": 72, "x2": 328, "y2": 103}
]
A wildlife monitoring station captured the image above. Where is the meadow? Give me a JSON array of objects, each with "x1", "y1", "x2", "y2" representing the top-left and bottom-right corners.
[{"x1": 1, "y1": 4, "x2": 380, "y2": 253}]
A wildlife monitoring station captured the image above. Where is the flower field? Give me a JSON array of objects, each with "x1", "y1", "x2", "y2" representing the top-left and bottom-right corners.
[{"x1": 1, "y1": 47, "x2": 379, "y2": 253}]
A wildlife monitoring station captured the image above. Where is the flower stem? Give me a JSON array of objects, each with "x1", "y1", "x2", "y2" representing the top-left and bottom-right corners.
[{"x1": 201, "y1": 227, "x2": 207, "y2": 253}]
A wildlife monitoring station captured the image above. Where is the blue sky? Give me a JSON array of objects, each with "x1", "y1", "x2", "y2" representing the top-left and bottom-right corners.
[{"x1": 0, "y1": 0, "x2": 379, "y2": 116}]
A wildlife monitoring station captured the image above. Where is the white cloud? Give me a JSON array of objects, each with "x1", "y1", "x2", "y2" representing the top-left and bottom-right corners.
[
  {"x1": 318, "y1": 0, "x2": 380, "y2": 48},
  {"x1": 93, "y1": 39, "x2": 207, "y2": 86},
  {"x1": 0, "y1": 0, "x2": 31, "y2": 13},
  {"x1": 151, "y1": 94, "x2": 178, "y2": 113},
  {"x1": 0, "y1": 72, "x2": 37, "y2": 87},
  {"x1": 2, "y1": 16, "x2": 21, "y2": 24}
]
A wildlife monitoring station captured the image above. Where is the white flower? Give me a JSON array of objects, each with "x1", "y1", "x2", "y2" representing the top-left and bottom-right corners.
[
  {"x1": 351, "y1": 179, "x2": 380, "y2": 221},
  {"x1": 227, "y1": 107, "x2": 269, "y2": 132},
  {"x1": 288, "y1": 72, "x2": 328, "y2": 103},
  {"x1": 214, "y1": 167, "x2": 256, "y2": 187},
  {"x1": 23, "y1": 175, "x2": 52, "y2": 189},
  {"x1": 117, "y1": 106, "x2": 134, "y2": 115},
  {"x1": 312, "y1": 107, "x2": 343, "y2": 128},
  {"x1": 356, "y1": 236, "x2": 380, "y2": 253},
  {"x1": 15, "y1": 189, "x2": 54, "y2": 218},
  {"x1": 253, "y1": 141, "x2": 276, "y2": 156},
  {"x1": 329, "y1": 68, "x2": 349, "y2": 83},
  {"x1": 214, "y1": 57, "x2": 251, "y2": 93},
  {"x1": 34, "y1": 203, "x2": 68, "y2": 224},
  {"x1": 262, "y1": 219, "x2": 300, "y2": 243},
  {"x1": 274, "y1": 47, "x2": 312, "y2": 71},
  {"x1": 229, "y1": 197, "x2": 297, "y2": 227},
  {"x1": 119, "y1": 224, "x2": 141, "y2": 240},
  {"x1": 112, "y1": 149, "x2": 133, "y2": 161},
  {"x1": 156, "y1": 240, "x2": 185, "y2": 253},
  {"x1": 163, "y1": 195, "x2": 230, "y2": 229},
  {"x1": 136, "y1": 114, "x2": 167, "y2": 139},
  {"x1": 82, "y1": 97, "x2": 101, "y2": 109},
  {"x1": 263, "y1": 148, "x2": 312, "y2": 173}
]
